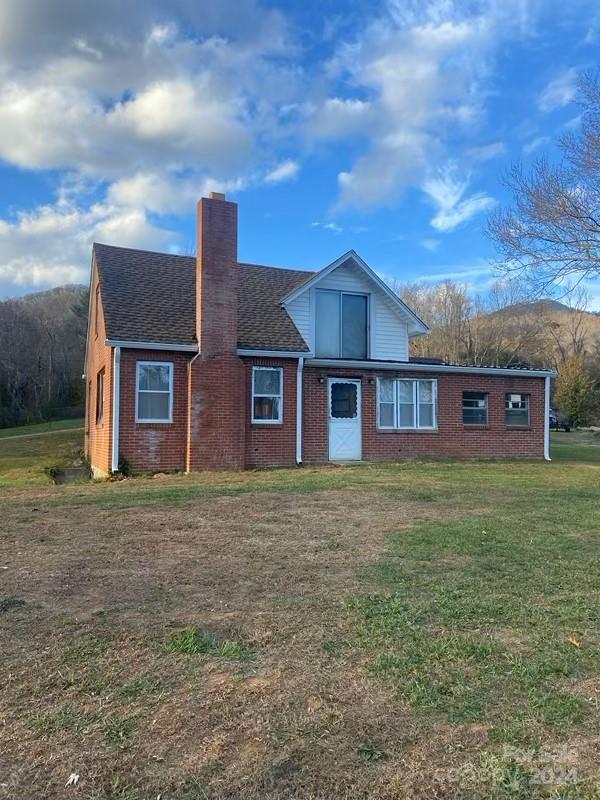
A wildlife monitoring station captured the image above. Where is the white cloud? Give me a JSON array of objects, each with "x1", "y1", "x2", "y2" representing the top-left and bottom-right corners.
[
  {"x1": 467, "y1": 141, "x2": 506, "y2": 161},
  {"x1": 538, "y1": 67, "x2": 578, "y2": 112},
  {"x1": 523, "y1": 135, "x2": 550, "y2": 155},
  {"x1": 0, "y1": 0, "x2": 303, "y2": 292},
  {"x1": 322, "y1": 1, "x2": 534, "y2": 209},
  {"x1": 0, "y1": 197, "x2": 174, "y2": 292},
  {"x1": 420, "y1": 238, "x2": 440, "y2": 252},
  {"x1": 416, "y1": 260, "x2": 495, "y2": 285},
  {"x1": 0, "y1": 0, "x2": 298, "y2": 186},
  {"x1": 307, "y1": 97, "x2": 372, "y2": 139},
  {"x1": 422, "y1": 163, "x2": 495, "y2": 232},
  {"x1": 312, "y1": 221, "x2": 343, "y2": 233},
  {"x1": 264, "y1": 160, "x2": 299, "y2": 184}
]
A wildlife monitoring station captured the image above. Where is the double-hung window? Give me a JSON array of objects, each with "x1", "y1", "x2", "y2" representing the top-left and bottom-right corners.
[
  {"x1": 506, "y1": 393, "x2": 530, "y2": 426},
  {"x1": 315, "y1": 289, "x2": 368, "y2": 359},
  {"x1": 463, "y1": 392, "x2": 488, "y2": 425},
  {"x1": 136, "y1": 361, "x2": 173, "y2": 423},
  {"x1": 252, "y1": 367, "x2": 283, "y2": 423},
  {"x1": 377, "y1": 378, "x2": 437, "y2": 429}
]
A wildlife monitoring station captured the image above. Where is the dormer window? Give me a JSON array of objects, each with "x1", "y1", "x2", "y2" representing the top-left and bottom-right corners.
[{"x1": 315, "y1": 289, "x2": 368, "y2": 359}]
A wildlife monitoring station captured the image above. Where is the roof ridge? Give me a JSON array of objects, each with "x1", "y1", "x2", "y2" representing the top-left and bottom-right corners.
[
  {"x1": 94, "y1": 244, "x2": 315, "y2": 276},
  {"x1": 93, "y1": 242, "x2": 194, "y2": 261},
  {"x1": 238, "y1": 262, "x2": 315, "y2": 275}
]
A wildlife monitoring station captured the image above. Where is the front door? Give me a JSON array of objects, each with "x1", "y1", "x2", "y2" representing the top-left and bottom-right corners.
[{"x1": 328, "y1": 379, "x2": 362, "y2": 461}]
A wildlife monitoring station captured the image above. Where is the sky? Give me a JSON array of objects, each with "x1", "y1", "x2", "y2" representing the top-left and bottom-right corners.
[{"x1": 0, "y1": 0, "x2": 599, "y2": 304}]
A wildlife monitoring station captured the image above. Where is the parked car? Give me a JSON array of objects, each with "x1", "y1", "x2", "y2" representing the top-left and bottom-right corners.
[{"x1": 550, "y1": 408, "x2": 571, "y2": 432}]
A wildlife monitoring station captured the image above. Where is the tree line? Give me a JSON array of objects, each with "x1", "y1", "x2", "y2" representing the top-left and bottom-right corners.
[
  {"x1": 0, "y1": 286, "x2": 88, "y2": 427},
  {"x1": 389, "y1": 279, "x2": 600, "y2": 426}
]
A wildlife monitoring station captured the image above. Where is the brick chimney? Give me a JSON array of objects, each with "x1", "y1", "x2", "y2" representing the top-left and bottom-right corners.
[
  {"x1": 187, "y1": 192, "x2": 246, "y2": 470},
  {"x1": 196, "y1": 192, "x2": 238, "y2": 354}
]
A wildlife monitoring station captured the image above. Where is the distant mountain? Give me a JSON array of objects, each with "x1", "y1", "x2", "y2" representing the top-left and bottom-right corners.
[
  {"x1": 4, "y1": 284, "x2": 87, "y2": 306},
  {"x1": 485, "y1": 298, "x2": 576, "y2": 317}
]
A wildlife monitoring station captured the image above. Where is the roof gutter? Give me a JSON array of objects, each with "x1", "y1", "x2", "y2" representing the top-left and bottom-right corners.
[
  {"x1": 105, "y1": 339, "x2": 197, "y2": 352},
  {"x1": 185, "y1": 346, "x2": 202, "y2": 474},
  {"x1": 237, "y1": 348, "x2": 313, "y2": 358},
  {"x1": 307, "y1": 358, "x2": 556, "y2": 379},
  {"x1": 296, "y1": 356, "x2": 304, "y2": 465},
  {"x1": 544, "y1": 374, "x2": 552, "y2": 462},
  {"x1": 111, "y1": 346, "x2": 121, "y2": 473}
]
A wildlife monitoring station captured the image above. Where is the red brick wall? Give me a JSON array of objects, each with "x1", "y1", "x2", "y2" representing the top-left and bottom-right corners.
[
  {"x1": 105, "y1": 356, "x2": 546, "y2": 474},
  {"x1": 302, "y1": 366, "x2": 546, "y2": 463},
  {"x1": 84, "y1": 260, "x2": 113, "y2": 476},
  {"x1": 242, "y1": 357, "x2": 298, "y2": 468},
  {"x1": 187, "y1": 194, "x2": 246, "y2": 470},
  {"x1": 118, "y1": 350, "x2": 190, "y2": 473},
  {"x1": 187, "y1": 353, "x2": 246, "y2": 470}
]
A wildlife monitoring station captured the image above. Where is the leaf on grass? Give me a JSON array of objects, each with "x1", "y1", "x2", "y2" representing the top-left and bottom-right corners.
[{"x1": 567, "y1": 635, "x2": 581, "y2": 648}]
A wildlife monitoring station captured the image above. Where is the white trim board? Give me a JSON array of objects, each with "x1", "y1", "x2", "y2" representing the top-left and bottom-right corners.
[
  {"x1": 238, "y1": 348, "x2": 312, "y2": 358},
  {"x1": 106, "y1": 339, "x2": 198, "y2": 352},
  {"x1": 111, "y1": 346, "x2": 121, "y2": 473}
]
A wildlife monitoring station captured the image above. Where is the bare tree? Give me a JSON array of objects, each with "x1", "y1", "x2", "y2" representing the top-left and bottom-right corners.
[
  {"x1": 488, "y1": 70, "x2": 600, "y2": 293},
  {"x1": 541, "y1": 286, "x2": 591, "y2": 370},
  {"x1": 0, "y1": 286, "x2": 88, "y2": 427}
]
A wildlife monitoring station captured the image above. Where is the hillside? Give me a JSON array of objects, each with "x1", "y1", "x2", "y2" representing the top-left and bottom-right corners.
[{"x1": 0, "y1": 284, "x2": 88, "y2": 427}]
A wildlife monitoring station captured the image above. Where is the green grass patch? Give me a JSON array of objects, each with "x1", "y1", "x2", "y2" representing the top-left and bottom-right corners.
[
  {"x1": 61, "y1": 633, "x2": 111, "y2": 663},
  {"x1": 103, "y1": 713, "x2": 137, "y2": 750},
  {"x1": 31, "y1": 703, "x2": 99, "y2": 737},
  {"x1": 163, "y1": 625, "x2": 254, "y2": 661},
  {"x1": 0, "y1": 426, "x2": 84, "y2": 488},
  {"x1": 0, "y1": 418, "x2": 83, "y2": 438},
  {"x1": 116, "y1": 677, "x2": 162, "y2": 700},
  {"x1": 0, "y1": 596, "x2": 29, "y2": 613},
  {"x1": 350, "y1": 488, "x2": 600, "y2": 744},
  {"x1": 357, "y1": 741, "x2": 386, "y2": 762}
]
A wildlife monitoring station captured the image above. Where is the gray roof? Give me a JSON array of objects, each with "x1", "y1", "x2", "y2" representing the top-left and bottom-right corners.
[{"x1": 93, "y1": 243, "x2": 313, "y2": 352}]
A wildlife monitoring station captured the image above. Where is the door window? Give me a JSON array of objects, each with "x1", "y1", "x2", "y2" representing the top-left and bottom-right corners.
[{"x1": 330, "y1": 382, "x2": 358, "y2": 418}]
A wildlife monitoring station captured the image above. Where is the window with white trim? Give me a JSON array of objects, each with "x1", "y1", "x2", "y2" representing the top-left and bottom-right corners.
[
  {"x1": 506, "y1": 393, "x2": 530, "y2": 426},
  {"x1": 377, "y1": 378, "x2": 437, "y2": 429},
  {"x1": 252, "y1": 367, "x2": 283, "y2": 423},
  {"x1": 136, "y1": 361, "x2": 173, "y2": 423}
]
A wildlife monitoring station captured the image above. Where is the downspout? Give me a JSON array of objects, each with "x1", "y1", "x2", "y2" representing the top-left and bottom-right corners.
[
  {"x1": 186, "y1": 348, "x2": 201, "y2": 473},
  {"x1": 544, "y1": 374, "x2": 551, "y2": 462},
  {"x1": 111, "y1": 346, "x2": 121, "y2": 473},
  {"x1": 296, "y1": 356, "x2": 304, "y2": 465}
]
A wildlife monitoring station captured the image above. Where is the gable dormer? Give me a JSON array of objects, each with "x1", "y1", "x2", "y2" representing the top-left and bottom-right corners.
[{"x1": 282, "y1": 251, "x2": 428, "y2": 362}]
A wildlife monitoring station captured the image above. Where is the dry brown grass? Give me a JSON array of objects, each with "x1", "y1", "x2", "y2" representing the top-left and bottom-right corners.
[{"x1": 0, "y1": 486, "x2": 453, "y2": 800}]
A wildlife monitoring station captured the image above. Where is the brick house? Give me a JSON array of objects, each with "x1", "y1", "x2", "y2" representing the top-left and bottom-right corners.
[{"x1": 84, "y1": 192, "x2": 554, "y2": 476}]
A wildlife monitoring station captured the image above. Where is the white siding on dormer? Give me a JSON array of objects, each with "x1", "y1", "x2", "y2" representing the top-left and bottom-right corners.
[
  {"x1": 285, "y1": 291, "x2": 312, "y2": 348},
  {"x1": 373, "y1": 295, "x2": 408, "y2": 361},
  {"x1": 284, "y1": 258, "x2": 409, "y2": 361}
]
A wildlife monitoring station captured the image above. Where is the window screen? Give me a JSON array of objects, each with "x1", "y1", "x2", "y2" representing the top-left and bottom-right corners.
[{"x1": 463, "y1": 392, "x2": 488, "y2": 425}]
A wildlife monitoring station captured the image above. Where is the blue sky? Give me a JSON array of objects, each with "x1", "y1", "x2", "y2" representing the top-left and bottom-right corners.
[{"x1": 0, "y1": 0, "x2": 598, "y2": 304}]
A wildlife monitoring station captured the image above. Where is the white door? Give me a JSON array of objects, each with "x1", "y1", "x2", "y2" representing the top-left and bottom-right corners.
[{"x1": 328, "y1": 379, "x2": 362, "y2": 461}]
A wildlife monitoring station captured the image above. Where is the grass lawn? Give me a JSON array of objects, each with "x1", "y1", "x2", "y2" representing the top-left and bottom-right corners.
[
  {"x1": 1, "y1": 427, "x2": 599, "y2": 799},
  {"x1": 0, "y1": 417, "x2": 84, "y2": 438}
]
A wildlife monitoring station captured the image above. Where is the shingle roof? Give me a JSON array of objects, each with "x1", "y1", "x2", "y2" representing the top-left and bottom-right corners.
[{"x1": 93, "y1": 243, "x2": 314, "y2": 352}]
